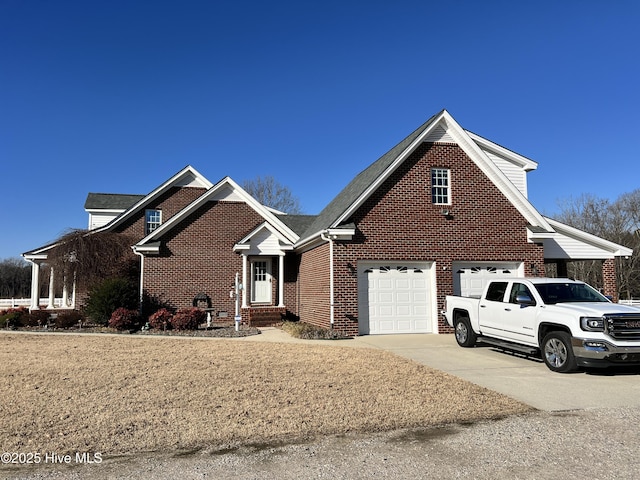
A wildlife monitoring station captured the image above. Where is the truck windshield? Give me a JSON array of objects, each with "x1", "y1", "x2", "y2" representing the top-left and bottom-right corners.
[{"x1": 533, "y1": 282, "x2": 610, "y2": 305}]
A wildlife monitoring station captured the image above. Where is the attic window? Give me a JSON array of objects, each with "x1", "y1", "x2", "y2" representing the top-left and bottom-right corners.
[
  {"x1": 145, "y1": 209, "x2": 162, "y2": 235},
  {"x1": 431, "y1": 168, "x2": 451, "y2": 205}
]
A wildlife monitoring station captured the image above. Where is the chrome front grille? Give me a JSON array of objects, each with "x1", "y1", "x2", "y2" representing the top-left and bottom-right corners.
[{"x1": 605, "y1": 314, "x2": 640, "y2": 340}]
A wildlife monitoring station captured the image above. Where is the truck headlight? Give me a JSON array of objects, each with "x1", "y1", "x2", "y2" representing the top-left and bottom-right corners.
[{"x1": 580, "y1": 316, "x2": 605, "y2": 332}]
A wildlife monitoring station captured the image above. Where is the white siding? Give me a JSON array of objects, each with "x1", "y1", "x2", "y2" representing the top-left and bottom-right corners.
[
  {"x1": 483, "y1": 151, "x2": 528, "y2": 197},
  {"x1": 88, "y1": 212, "x2": 121, "y2": 230},
  {"x1": 424, "y1": 125, "x2": 456, "y2": 143},
  {"x1": 543, "y1": 235, "x2": 615, "y2": 260},
  {"x1": 246, "y1": 228, "x2": 282, "y2": 255}
]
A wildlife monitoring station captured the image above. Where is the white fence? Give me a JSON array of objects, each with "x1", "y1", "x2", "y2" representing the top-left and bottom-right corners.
[
  {"x1": 0, "y1": 298, "x2": 65, "y2": 309},
  {"x1": 619, "y1": 299, "x2": 640, "y2": 307}
]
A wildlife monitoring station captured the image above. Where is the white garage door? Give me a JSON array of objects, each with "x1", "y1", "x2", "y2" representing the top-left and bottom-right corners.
[
  {"x1": 358, "y1": 263, "x2": 434, "y2": 335},
  {"x1": 452, "y1": 263, "x2": 521, "y2": 298}
]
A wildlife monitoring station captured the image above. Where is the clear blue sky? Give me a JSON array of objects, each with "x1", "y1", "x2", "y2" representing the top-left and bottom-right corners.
[{"x1": 2, "y1": 0, "x2": 639, "y2": 260}]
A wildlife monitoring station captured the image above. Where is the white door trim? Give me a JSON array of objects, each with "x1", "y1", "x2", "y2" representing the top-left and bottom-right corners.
[{"x1": 250, "y1": 258, "x2": 272, "y2": 304}]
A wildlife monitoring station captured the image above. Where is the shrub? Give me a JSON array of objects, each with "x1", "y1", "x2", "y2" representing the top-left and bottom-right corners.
[
  {"x1": 108, "y1": 307, "x2": 141, "y2": 331},
  {"x1": 148, "y1": 308, "x2": 173, "y2": 330},
  {"x1": 0, "y1": 307, "x2": 29, "y2": 328},
  {"x1": 26, "y1": 310, "x2": 51, "y2": 327},
  {"x1": 85, "y1": 278, "x2": 139, "y2": 325},
  {"x1": 281, "y1": 321, "x2": 350, "y2": 340},
  {"x1": 171, "y1": 307, "x2": 205, "y2": 331},
  {"x1": 55, "y1": 311, "x2": 84, "y2": 329}
]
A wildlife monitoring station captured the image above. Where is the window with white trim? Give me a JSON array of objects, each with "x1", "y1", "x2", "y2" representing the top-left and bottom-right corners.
[
  {"x1": 145, "y1": 209, "x2": 162, "y2": 235},
  {"x1": 431, "y1": 168, "x2": 451, "y2": 205}
]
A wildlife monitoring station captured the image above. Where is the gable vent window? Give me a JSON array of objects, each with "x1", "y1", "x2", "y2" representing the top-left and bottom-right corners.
[
  {"x1": 145, "y1": 209, "x2": 162, "y2": 235},
  {"x1": 431, "y1": 168, "x2": 451, "y2": 205}
]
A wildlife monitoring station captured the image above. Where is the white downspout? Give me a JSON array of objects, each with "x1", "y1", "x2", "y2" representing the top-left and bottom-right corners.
[
  {"x1": 133, "y1": 250, "x2": 145, "y2": 315},
  {"x1": 320, "y1": 231, "x2": 335, "y2": 328}
]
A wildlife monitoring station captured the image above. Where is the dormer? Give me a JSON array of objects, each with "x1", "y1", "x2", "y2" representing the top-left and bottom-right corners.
[{"x1": 84, "y1": 193, "x2": 144, "y2": 230}]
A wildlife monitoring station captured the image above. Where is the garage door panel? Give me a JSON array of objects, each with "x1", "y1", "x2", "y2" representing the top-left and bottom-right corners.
[
  {"x1": 453, "y1": 263, "x2": 520, "y2": 297},
  {"x1": 412, "y1": 291, "x2": 427, "y2": 302},
  {"x1": 358, "y1": 263, "x2": 433, "y2": 335},
  {"x1": 397, "y1": 292, "x2": 411, "y2": 303},
  {"x1": 378, "y1": 292, "x2": 393, "y2": 303}
]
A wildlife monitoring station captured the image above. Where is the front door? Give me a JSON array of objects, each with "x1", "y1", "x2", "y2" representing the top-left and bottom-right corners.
[{"x1": 251, "y1": 259, "x2": 271, "y2": 304}]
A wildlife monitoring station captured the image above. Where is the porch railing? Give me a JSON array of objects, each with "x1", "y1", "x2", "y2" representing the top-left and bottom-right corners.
[{"x1": 0, "y1": 298, "x2": 66, "y2": 309}]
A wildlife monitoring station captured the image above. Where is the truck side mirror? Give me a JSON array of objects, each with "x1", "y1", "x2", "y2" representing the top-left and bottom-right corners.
[{"x1": 515, "y1": 293, "x2": 536, "y2": 306}]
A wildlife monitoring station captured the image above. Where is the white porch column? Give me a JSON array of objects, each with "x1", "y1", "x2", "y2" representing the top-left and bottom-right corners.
[
  {"x1": 70, "y1": 271, "x2": 77, "y2": 309},
  {"x1": 62, "y1": 275, "x2": 69, "y2": 307},
  {"x1": 28, "y1": 261, "x2": 41, "y2": 311},
  {"x1": 242, "y1": 254, "x2": 248, "y2": 308},
  {"x1": 278, "y1": 254, "x2": 284, "y2": 307},
  {"x1": 47, "y1": 267, "x2": 55, "y2": 309}
]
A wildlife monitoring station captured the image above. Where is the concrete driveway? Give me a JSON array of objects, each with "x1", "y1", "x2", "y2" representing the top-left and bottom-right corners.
[{"x1": 351, "y1": 333, "x2": 640, "y2": 411}]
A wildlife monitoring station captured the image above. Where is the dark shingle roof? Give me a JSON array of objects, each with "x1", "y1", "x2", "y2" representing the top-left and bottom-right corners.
[
  {"x1": 299, "y1": 111, "x2": 442, "y2": 240},
  {"x1": 84, "y1": 193, "x2": 145, "y2": 210},
  {"x1": 276, "y1": 214, "x2": 318, "y2": 236}
]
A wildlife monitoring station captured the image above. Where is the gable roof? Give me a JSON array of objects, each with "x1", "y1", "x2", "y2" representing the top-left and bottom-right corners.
[
  {"x1": 297, "y1": 110, "x2": 553, "y2": 247},
  {"x1": 133, "y1": 176, "x2": 299, "y2": 253},
  {"x1": 95, "y1": 165, "x2": 213, "y2": 233}
]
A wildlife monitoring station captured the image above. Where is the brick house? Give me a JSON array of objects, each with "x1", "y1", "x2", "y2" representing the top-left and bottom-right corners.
[{"x1": 23, "y1": 110, "x2": 632, "y2": 336}]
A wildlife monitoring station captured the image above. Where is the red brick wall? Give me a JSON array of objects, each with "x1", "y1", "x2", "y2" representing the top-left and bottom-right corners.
[
  {"x1": 115, "y1": 187, "x2": 207, "y2": 239},
  {"x1": 143, "y1": 201, "x2": 265, "y2": 313},
  {"x1": 311, "y1": 142, "x2": 545, "y2": 336},
  {"x1": 283, "y1": 252, "x2": 300, "y2": 319},
  {"x1": 602, "y1": 258, "x2": 618, "y2": 302},
  {"x1": 297, "y1": 243, "x2": 331, "y2": 328}
]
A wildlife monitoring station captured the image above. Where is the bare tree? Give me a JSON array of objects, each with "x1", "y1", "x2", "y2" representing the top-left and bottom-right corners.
[
  {"x1": 47, "y1": 229, "x2": 138, "y2": 292},
  {"x1": 554, "y1": 192, "x2": 640, "y2": 298},
  {"x1": 242, "y1": 176, "x2": 302, "y2": 214},
  {"x1": 0, "y1": 258, "x2": 31, "y2": 298}
]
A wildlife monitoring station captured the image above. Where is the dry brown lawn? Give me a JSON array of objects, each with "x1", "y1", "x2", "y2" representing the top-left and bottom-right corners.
[{"x1": 0, "y1": 332, "x2": 532, "y2": 456}]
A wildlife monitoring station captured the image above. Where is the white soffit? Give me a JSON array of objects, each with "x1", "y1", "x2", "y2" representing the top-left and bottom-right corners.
[{"x1": 543, "y1": 218, "x2": 633, "y2": 258}]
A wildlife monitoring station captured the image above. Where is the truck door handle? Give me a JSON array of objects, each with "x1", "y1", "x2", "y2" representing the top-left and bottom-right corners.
[
  {"x1": 480, "y1": 305, "x2": 486, "y2": 308},
  {"x1": 504, "y1": 308, "x2": 511, "y2": 312}
]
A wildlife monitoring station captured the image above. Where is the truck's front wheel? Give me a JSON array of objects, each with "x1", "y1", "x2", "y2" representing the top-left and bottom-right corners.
[
  {"x1": 541, "y1": 331, "x2": 577, "y2": 373},
  {"x1": 454, "y1": 316, "x2": 477, "y2": 347}
]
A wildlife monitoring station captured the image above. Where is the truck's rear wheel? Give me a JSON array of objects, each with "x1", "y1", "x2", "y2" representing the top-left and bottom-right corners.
[
  {"x1": 454, "y1": 316, "x2": 477, "y2": 347},
  {"x1": 541, "y1": 331, "x2": 577, "y2": 373}
]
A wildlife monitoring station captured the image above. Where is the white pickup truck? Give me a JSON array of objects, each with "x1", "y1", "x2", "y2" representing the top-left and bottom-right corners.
[{"x1": 444, "y1": 278, "x2": 640, "y2": 372}]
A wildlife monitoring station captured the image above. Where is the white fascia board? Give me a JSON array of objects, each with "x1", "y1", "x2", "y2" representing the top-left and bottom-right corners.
[
  {"x1": 528, "y1": 230, "x2": 557, "y2": 241},
  {"x1": 545, "y1": 217, "x2": 634, "y2": 257},
  {"x1": 85, "y1": 208, "x2": 126, "y2": 214},
  {"x1": 137, "y1": 177, "x2": 299, "y2": 246},
  {"x1": 465, "y1": 131, "x2": 538, "y2": 171},
  {"x1": 94, "y1": 165, "x2": 213, "y2": 234},
  {"x1": 294, "y1": 227, "x2": 354, "y2": 252},
  {"x1": 326, "y1": 227, "x2": 355, "y2": 240},
  {"x1": 22, "y1": 253, "x2": 49, "y2": 261},
  {"x1": 132, "y1": 244, "x2": 160, "y2": 254}
]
